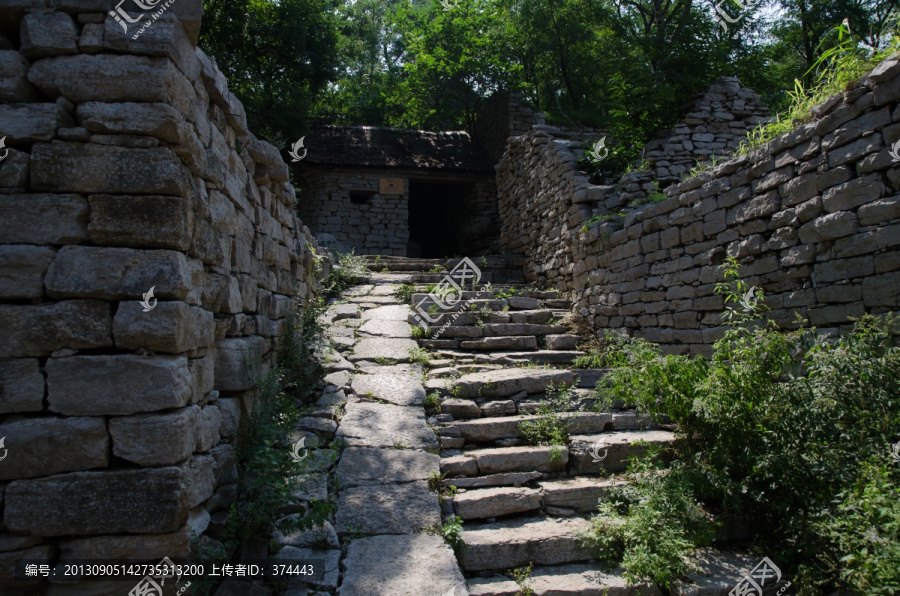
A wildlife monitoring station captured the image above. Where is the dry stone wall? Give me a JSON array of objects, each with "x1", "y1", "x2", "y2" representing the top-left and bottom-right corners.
[
  {"x1": 0, "y1": 3, "x2": 326, "y2": 591},
  {"x1": 498, "y1": 62, "x2": 900, "y2": 355}
]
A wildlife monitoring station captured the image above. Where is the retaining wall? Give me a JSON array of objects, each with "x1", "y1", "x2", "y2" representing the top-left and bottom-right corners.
[
  {"x1": 498, "y1": 62, "x2": 900, "y2": 354},
  {"x1": 0, "y1": 3, "x2": 326, "y2": 591}
]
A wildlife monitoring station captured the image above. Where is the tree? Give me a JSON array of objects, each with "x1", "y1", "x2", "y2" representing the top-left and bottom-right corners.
[{"x1": 200, "y1": 0, "x2": 341, "y2": 144}]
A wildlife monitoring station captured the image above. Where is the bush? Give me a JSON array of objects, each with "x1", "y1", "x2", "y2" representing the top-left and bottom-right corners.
[
  {"x1": 585, "y1": 256, "x2": 900, "y2": 592},
  {"x1": 319, "y1": 250, "x2": 368, "y2": 299}
]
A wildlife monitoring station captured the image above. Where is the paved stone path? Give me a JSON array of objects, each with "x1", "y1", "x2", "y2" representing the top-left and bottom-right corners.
[{"x1": 276, "y1": 276, "x2": 467, "y2": 596}]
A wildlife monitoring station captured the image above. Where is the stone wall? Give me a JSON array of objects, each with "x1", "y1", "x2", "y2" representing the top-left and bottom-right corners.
[
  {"x1": 0, "y1": 3, "x2": 326, "y2": 591},
  {"x1": 498, "y1": 62, "x2": 900, "y2": 354},
  {"x1": 474, "y1": 92, "x2": 546, "y2": 165},
  {"x1": 644, "y1": 76, "x2": 771, "y2": 187},
  {"x1": 297, "y1": 169, "x2": 498, "y2": 257}
]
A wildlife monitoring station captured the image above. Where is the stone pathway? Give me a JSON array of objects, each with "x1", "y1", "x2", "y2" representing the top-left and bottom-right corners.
[
  {"x1": 277, "y1": 274, "x2": 467, "y2": 596},
  {"x1": 278, "y1": 261, "x2": 787, "y2": 596}
]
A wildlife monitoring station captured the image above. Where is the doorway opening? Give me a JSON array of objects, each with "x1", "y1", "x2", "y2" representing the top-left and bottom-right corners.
[{"x1": 407, "y1": 181, "x2": 467, "y2": 258}]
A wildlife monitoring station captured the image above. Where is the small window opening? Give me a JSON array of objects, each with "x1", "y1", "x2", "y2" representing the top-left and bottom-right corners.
[{"x1": 350, "y1": 190, "x2": 375, "y2": 205}]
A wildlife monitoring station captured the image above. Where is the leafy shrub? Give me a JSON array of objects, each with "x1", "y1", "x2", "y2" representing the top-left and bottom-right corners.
[
  {"x1": 319, "y1": 250, "x2": 368, "y2": 299},
  {"x1": 424, "y1": 391, "x2": 441, "y2": 415},
  {"x1": 440, "y1": 516, "x2": 466, "y2": 553},
  {"x1": 587, "y1": 256, "x2": 900, "y2": 592}
]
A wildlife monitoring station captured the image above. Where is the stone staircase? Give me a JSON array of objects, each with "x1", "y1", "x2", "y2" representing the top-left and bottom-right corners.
[
  {"x1": 307, "y1": 257, "x2": 788, "y2": 596},
  {"x1": 391, "y1": 259, "x2": 766, "y2": 596}
]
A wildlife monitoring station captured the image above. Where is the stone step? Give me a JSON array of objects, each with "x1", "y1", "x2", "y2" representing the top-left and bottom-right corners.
[
  {"x1": 457, "y1": 517, "x2": 594, "y2": 571},
  {"x1": 538, "y1": 476, "x2": 628, "y2": 513},
  {"x1": 414, "y1": 309, "x2": 569, "y2": 328},
  {"x1": 568, "y1": 430, "x2": 677, "y2": 474},
  {"x1": 453, "y1": 368, "x2": 575, "y2": 399},
  {"x1": 432, "y1": 349, "x2": 586, "y2": 366},
  {"x1": 442, "y1": 445, "x2": 569, "y2": 476},
  {"x1": 453, "y1": 485, "x2": 543, "y2": 520},
  {"x1": 452, "y1": 412, "x2": 614, "y2": 442},
  {"x1": 460, "y1": 336, "x2": 539, "y2": 351},
  {"x1": 467, "y1": 563, "x2": 661, "y2": 596},
  {"x1": 442, "y1": 471, "x2": 543, "y2": 489}
]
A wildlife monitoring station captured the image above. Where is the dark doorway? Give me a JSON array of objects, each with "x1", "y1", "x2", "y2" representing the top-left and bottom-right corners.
[{"x1": 407, "y1": 181, "x2": 466, "y2": 258}]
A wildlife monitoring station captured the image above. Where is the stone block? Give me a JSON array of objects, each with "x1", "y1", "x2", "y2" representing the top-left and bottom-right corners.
[
  {"x1": 0, "y1": 245, "x2": 55, "y2": 299},
  {"x1": 0, "y1": 103, "x2": 73, "y2": 143},
  {"x1": 798, "y1": 212, "x2": 858, "y2": 243},
  {"x1": 88, "y1": 194, "x2": 193, "y2": 250},
  {"x1": 814, "y1": 256, "x2": 874, "y2": 283},
  {"x1": 214, "y1": 336, "x2": 267, "y2": 392},
  {"x1": 863, "y1": 271, "x2": 900, "y2": 306},
  {"x1": 45, "y1": 246, "x2": 193, "y2": 300},
  {"x1": 114, "y1": 301, "x2": 214, "y2": 353},
  {"x1": 0, "y1": 193, "x2": 89, "y2": 245},
  {"x1": 0, "y1": 149, "x2": 29, "y2": 190},
  {"x1": 181, "y1": 454, "x2": 217, "y2": 508},
  {"x1": 0, "y1": 359, "x2": 44, "y2": 414},
  {"x1": 109, "y1": 406, "x2": 197, "y2": 466},
  {"x1": 821, "y1": 174, "x2": 883, "y2": 213},
  {"x1": 31, "y1": 141, "x2": 192, "y2": 197},
  {"x1": 47, "y1": 354, "x2": 192, "y2": 416},
  {"x1": 0, "y1": 300, "x2": 112, "y2": 358},
  {"x1": 27, "y1": 54, "x2": 195, "y2": 116},
  {"x1": 20, "y1": 12, "x2": 78, "y2": 58},
  {"x1": 194, "y1": 406, "x2": 222, "y2": 453},
  {"x1": 4, "y1": 468, "x2": 190, "y2": 535},
  {"x1": 103, "y1": 14, "x2": 198, "y2": 81},
  {"x1": 217, "y1": 397, "x2": 241, "y2": 440},
  {"x1": 77, "y1": 101, "x2": 183, "y2": 143},
  {"x1": 859, "y1": 195, "x2": 900, "y2": 225},
  {"x1": 0, "y1": 51, "x2": 39, "y2": 102},
  {"x1": 59, "y1": 527, "x2": 191, "y2": 560},
  {"x1": 0, "y1": 417, "x2": 108, "y2": 481}
]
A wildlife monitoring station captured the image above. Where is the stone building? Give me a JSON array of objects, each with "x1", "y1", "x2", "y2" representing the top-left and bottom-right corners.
[{"x1": 294, "y1": 125, "x2": 499, "y2": 258}]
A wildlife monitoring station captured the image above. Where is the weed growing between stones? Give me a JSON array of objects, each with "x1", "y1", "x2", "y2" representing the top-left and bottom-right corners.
[
  {"x1": 424, "y1": 391, "x2": 441, "y2": 415},
  {"x1": 438, "y1": 516, "x2": 466, "y2": 553},
  {"x1": 427, "y1": 471, "x2": 458, "y2": 504},
  {"x1": 408, "y1": 347, "x2": 432, "y2": 367},
  {"x1": 518, "y1": 382, "x2": 577, "y2": 446},
  {"x1": 581, "y1": 258, "x2": 900, "y2": 593},
  {"x1": 394, "y1": 283, "x2": 416, "y2": 302},
  {"x1": 509, "y1": 563, "x2": 535, "y2": 596},
  {"x1": 411, "y1": 325, "x2": 430, "y2": 339},
  {"x1": 317, "y1": 250, "x2": 369, "y2": 299}
]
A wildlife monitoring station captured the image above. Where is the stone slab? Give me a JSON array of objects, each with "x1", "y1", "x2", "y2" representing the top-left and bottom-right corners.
[
  {"x1": 335, "y1": 400, "x2": 438, "y2": 450},
  {"x1": 339, "y1": 533, "x2": 467, "y2": 596},
  {"x1": 454, "y1": 486, "x2": 542, "y2": 520},
  {"x1": 351, "y1": 372, "x2": 425, "y2": 406},
  {"x1": 0, "y1": 416, "x2": 108, "y2": 481},
  {"x1": 458, "y1": 517, "x2": 593, "y2": 571},
  {"x1": 360, "y1": 304, "x2": 411, "y2": 321},
  {"x1": 348, "y1": 338, "x2": 419, "y2": 362},
  {"x1": 335, "y1": 481, "x2": 440, "y2": 536},
  {"x1": 454, "y1": 368, "x2": 575, "y2": 399},
  {"x1": 358, "y1": 319, "x2": 412, "y2": 338},
  {"x1": 336, "y1": 447, "x2": 439, "y2": 487}
]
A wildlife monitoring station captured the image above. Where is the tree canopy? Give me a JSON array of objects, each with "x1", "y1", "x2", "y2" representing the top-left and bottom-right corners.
[{"x1": 200, "y1": 0, "x2": 900, "y2": 154}]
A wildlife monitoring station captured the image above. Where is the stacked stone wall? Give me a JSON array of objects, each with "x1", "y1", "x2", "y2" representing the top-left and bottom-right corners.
[
  {"x1": 644, "y1": 76, "x2": 771, "y2": 187},
  {"x1": 498, "y1": 60, "x2": 900, "y2": 355},
  {"x1": 474, "y1": 92, "x2": 546, "y2": 165},
  {"x1": 0, "y1": 4, "x2": 326, "y2": 590}
]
